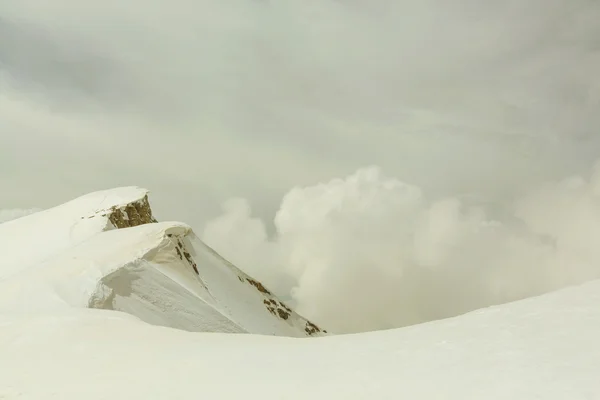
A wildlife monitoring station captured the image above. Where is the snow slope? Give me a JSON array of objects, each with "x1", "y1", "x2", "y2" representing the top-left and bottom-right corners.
[
  {"x1": 1, "y1": 187, "x2": 599, "y2": 399},
  {"x1": 0, "y1": 187, "x2": 153, "y2": 280},
  {"x1": 1, "y1": 278, "x2": 600, "y2": 399},
  {"x1": 0, "y1": 188, "x2": 325, "y2": 337}
]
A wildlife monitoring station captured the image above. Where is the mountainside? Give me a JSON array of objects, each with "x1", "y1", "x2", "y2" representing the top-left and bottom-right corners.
[
  {"x1": 1, "y1": 187, "x2": 600, "y2": 398},
  {"x1": 0, "y1": 187, "x2": 326, "y2": 337},
  {"x1": 2, "y1": 265, "x2": 600, "y2": 399}
]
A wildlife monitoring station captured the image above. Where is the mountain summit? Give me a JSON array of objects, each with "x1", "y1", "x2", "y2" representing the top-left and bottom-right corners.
[{"x1": 0, "y1": 187, "x2": 326, "y2": 337}]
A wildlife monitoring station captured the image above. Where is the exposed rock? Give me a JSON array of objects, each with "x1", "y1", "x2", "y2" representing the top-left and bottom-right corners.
[
  {"x1": 107, "y1": 195, "x2": 157, "y2": 228},
  {"x1": 246, "y1": 278, "x2": 271, "y2": 295},
  {"x1": 305, "y1": 321, "x2": 323, "y2": 335},
  {"x1": 277, "y1": 308, "x2": 290, "y2": 320}
]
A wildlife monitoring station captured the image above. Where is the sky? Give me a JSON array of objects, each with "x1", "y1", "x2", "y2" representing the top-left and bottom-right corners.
[{"x1": 2, "y1": 0, "x2": 600, "y2": 332}]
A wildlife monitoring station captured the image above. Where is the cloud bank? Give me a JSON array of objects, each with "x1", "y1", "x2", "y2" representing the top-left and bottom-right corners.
[
  {"x1": 2, "y1": 0, "x2": 600, "y2": 222},
  {"x1": 204, "y1": 162, "x2": 600, "y2": 333}
]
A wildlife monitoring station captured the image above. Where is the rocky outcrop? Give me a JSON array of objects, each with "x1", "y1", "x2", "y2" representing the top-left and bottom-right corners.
[{"x1": 97, "y1": 195, "x2": 158, "y2": 228}]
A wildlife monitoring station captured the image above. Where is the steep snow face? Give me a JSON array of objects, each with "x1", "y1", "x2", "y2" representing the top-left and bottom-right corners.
[
  {"x1": 2, "y1": 278, "x2": 600, "y2": 399},
  {"x1": 0, "y1": 188, "x2": 325, "y2": 337}
]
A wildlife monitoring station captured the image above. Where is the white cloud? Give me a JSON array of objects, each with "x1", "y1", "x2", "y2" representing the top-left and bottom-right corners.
[
  {"x1": 203, "y1": 162, "x2": 600, "y2": 333},
  {"x1": 2, "y1": 0, "x2": 599, "y2": 218}
]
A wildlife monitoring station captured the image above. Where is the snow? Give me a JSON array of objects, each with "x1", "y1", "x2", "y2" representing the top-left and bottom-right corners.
[
  {"x1": 1, "y1": 187, "x2": 600, "y2": 399},
  {"x1": 1, "y1": 279, "x2": 600, "y2": 399},
  {"x1": 0, "y1": 186, "x2": 149, "y2": 279},
  {"x1": 0, "y1": 188, "x2": 324, "y2": 337}
]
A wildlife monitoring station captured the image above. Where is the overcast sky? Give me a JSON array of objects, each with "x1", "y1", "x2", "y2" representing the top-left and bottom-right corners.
[{"x1": 1, "y1": 0, "x2": 600, "y2": 229}]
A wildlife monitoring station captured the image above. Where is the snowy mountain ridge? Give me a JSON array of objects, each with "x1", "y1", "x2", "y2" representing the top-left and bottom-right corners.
[
  {"x1": 1, "y1": 186, "x2": 600, "y2": 398},
  {"x1": 0, "y1": 187, "x2": 326, "y2": 337}
]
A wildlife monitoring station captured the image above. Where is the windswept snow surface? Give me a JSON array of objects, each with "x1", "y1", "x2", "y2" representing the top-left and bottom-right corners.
[
  {"x1": 0, "y1": 186, "x2": 149, "y2": 279},
  {"x1": 1, "y1": 279, "x2": 600, "y2": 399},
  {"x1": 0, "y1": 188, "x2": 324, "y2": 337}
]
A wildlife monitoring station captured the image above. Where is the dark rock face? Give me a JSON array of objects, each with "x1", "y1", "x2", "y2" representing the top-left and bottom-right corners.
[{"x1": 107, "y1": 195, "x2": 157, "y2": 228}]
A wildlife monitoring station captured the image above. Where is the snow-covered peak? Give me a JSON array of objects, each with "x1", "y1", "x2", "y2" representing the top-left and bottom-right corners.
[{"x1": 0, "y1": 187, "x2": 326, "y2": 337}]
